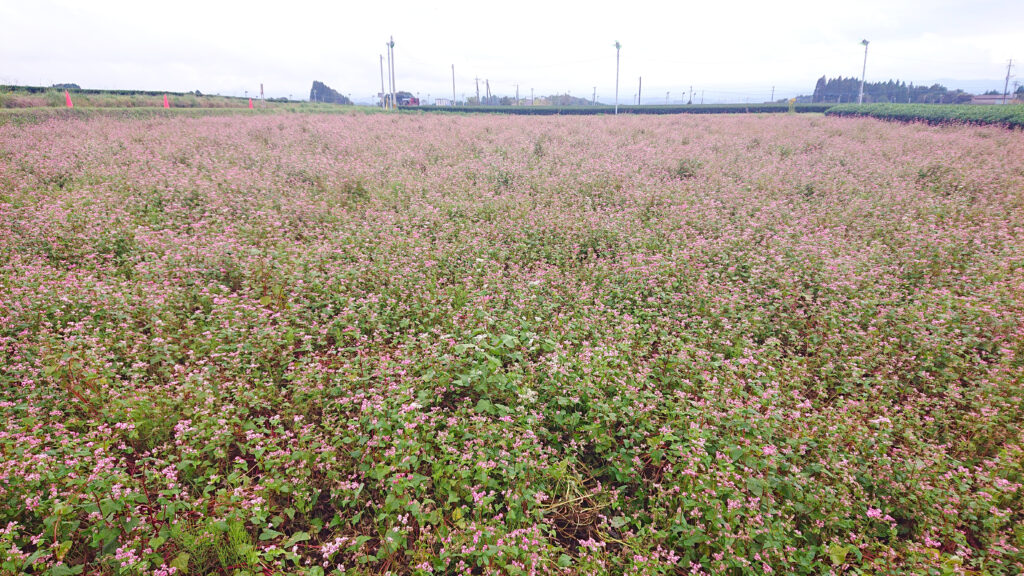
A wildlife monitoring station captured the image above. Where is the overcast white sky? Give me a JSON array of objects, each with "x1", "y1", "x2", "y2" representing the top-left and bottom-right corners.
[{"x1": 1, "y1": 0, "x2": 1019, "y2": 104}]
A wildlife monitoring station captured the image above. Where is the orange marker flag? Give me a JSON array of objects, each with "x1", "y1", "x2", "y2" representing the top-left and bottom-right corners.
[
  {"x1": 163, "y1": 94, "x2": 170, "y2": 108},
  {"x1": 248, "y1": 98, "x2": 254, "y2": 109},
  {"x1": 65, "y1": 90, "x2": 73, "y2": 108}
]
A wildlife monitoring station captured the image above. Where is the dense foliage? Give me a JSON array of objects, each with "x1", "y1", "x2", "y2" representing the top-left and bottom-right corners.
[
  {"x1": 0, "y1": 90, "x2": 256, "y2": 111},
  {"x1": 825, "y1": 103, "x2": 1024, "y2": 129},
  {"x1": 0, "y1": 106, "x2": 376, "y2": 126},
  {"x1": 0, "y1": 85, "x2": 205, "y2": 97},
  {"x1": 811, "y1": 77, "x2": 971, "y2": 104},
  {"x1": 309, "y1": 82, "x2": 352, "y2": 106},
  {"x1": 417, "y1": 103, "x2": 832, "y2": 115},
  {"x1": 1, "y1": 113, "x2": 1023, "y2": 576}
]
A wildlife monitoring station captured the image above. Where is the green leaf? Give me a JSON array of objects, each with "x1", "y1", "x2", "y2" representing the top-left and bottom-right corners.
[
  {"x1": 474, "y1": 398, "x2": 493, "y2": 414},
  {"x1": 259, "y1": 528, "x2": 284, "y2": 541},
  {"x1": 170, "y1": 553, "x2": 190, "y2": 574},
  {"x1": 55, "y1": 541, "x2": 73, "y2": 562},
  {"x1": 829, "y1": 543, "x2": 850, "y2": 565},
  {"x1": 284, "y1": 531, "x2": 310, "y2": 548},
  {"x1": 747, "y1": 478, "x2": 764, "y2": 497},
  {"x1": 557, "y1": 554, "x2": 573, "y2": 567},
  {"x1": 48, "y1": 565, "x2": 83, "y2": 576}
]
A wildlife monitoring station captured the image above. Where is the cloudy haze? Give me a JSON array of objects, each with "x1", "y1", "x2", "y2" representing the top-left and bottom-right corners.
[{"x1": 1, "y1": 0, "x2": 1019, "y2": 104}]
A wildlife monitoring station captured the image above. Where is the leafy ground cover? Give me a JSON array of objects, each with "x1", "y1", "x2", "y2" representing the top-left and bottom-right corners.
[
  {"x1": 826, "y1": 103, "x2": 1024, "y2": 129},
  {"x1": 1, "y1": 113, "x2": 1023, "y2": 576}
]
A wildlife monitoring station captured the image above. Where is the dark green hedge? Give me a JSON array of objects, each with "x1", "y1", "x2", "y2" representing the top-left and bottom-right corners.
[
  {"x1": 411, "y1": 103, "x2": 832, "y2": 115},
  {"x1": 0, "y1": 85, "x2": 214, "y2": 98},
  {"x1": 0, "y1": 107, "x2": 278, "y2": 126},
  {"x1": 825, "y1": 103, "x2": 1024, "y2": 129}
]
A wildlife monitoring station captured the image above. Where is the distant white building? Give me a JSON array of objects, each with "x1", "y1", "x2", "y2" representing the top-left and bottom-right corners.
[
  {"x1": 434, "y1": 98, "x2": 454, "y2": 106},
  {"x1": 971, "y1": 94, "x2": 1023, "y2": 105}
]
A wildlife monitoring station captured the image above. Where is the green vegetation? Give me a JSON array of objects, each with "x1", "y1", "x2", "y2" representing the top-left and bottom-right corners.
[
  {"x1": 0, "y1": 102, "x2": 380, "y2": 126},
  {"x1": 3, "y1": 112, "x2": 1022, "y2": 575},
  {"x1": 414, "y1": 103, "x2": 833, "y2": 115},
  {"x1": 811, "y1": 77, "x2": 972, "y2": 104},
  {"x1": 0, "y1": 85, "x2": 290, "y2": 110},
  {"x1": 825, "y1": 103, "x2": 1024, "y2": 129},
  {"x1": 309, "y1": 81, "x2": 352, "y2": 105}
]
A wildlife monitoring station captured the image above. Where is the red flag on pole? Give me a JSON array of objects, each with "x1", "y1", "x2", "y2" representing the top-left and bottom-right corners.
[
  {"x1": 163, "y1": 94, "x2": 170, "y2": 108},
  {"x1": 65, "y1": 90, "x2": 73, "y2": 108},
  {"x1": 248, "y1": 98, "x2": 254, "y2": 109}
]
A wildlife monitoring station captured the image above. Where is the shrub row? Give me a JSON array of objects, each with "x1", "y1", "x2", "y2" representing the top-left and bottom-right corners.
[
  {"x1": 0, "y1": 84, "x2": 209, "y2": 97},
  {"x1": 412, "y1": 103, "x2": 833, "y2": 115},
  {"x1": 0, "y1": 105, "x2": 373, "y2": 126},
  {"x1": 0, "y1": 107, "x2": 258, "y2": 126},
  {"x1": 825, "y1": 103, "x2": 1024, "y2": 129}
]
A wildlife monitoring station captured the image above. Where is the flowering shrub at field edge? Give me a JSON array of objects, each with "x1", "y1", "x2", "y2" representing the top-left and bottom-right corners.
[{"x1": 0, "y1": 112, "x2": 1022, "y2": 576}]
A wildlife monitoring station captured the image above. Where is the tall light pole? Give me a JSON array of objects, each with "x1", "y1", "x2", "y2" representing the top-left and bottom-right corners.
[
  {"x1": 380, "y1": 55, "x2": 386, "y2": 108},
  {"x1": 451, "y1": 64, "x2": 456, "y2": 106},
  {"x1": 858, "y1": 39, "x2": 869, "y2": 104},
  {"x1": 385, "y1": 45, "x2": 393, "y2": 109},
  {"x1": 1003, "y1": 60, "x2": 1014, "y2": 105},
  {"x1": 388, "y1": 36, "x2": 396, "y2": 109},
  {"x1": 614, "y1": 41, "x2": 621, "y2": 114}
]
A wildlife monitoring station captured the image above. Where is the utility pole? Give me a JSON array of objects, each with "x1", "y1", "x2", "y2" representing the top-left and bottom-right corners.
[
  {"x1": 385, "y1": 44, "x2": 393, "y2": 109},
  {"x1": 1003, "y1": 59, "x2": 1014, "y2": 105},
  {"x1": 451, "y1": 65, "x2": 456, "y2": 106},
  {"x1": 531, "y1": 88, "x2": 534, "y2": 106},
  {"x1": 516, "y1": 84, "x2": 519, "y2": 105},
  {"x1": 771, "y1": 86, "x2": 775, "y2": 102},
  {"x1": 665, "y1": 91, "x2": 669, "y2": 105},
  {"x1": 701, "y1": 91, "x2": 704, "y2": 104},
  {"x1": 614, "y1": 40, "x2": 621, "y2": 114},
  {"x1": 858, "y1": 39, "x2": 869, "y2": 104},
  {"x1": 485, "y1": 79, "x2": 491, "y2": 104},
  {"x1": 475, "y1": 77, "x2": 480, "y2": 105},
  {"x1": 593, "y1": 86, "x2": 596, "y2": 105},
  {"x1": 389, "y1": 36, "x2": 396, "y2": 110},
  {"x1": 638, "y1": 76, "x2": 642, "y2": 106},
  {"x1": 380, "y1": 55, "x2": 386, "y2": 108},
  {"x1": 689, "y1": 85, "x2": 693, "y2": 104}
]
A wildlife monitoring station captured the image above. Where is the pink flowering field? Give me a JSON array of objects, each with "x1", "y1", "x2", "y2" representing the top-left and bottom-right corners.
[{"x1": 1, "y1": 112, "x2": 1022, "y2": 576}]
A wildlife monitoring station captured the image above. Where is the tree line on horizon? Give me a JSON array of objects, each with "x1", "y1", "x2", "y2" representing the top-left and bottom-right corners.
[{"x1": 811, "y1": 76, "x2": 985, "y2": 105}]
